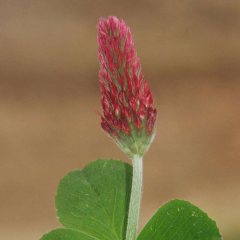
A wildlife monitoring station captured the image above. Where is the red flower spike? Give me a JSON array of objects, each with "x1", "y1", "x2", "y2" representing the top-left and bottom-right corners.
[{"x1": 96, "y1": 16, "x2": 157, "y2": 157}]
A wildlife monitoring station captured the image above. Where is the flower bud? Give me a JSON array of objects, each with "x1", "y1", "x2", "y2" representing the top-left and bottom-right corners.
[{"x1": 96, "y1": 16, "x2": 157, "y2": 158}]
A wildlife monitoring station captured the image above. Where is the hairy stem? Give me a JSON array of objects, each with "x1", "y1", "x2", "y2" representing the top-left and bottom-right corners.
[{"x1": 126, "y1": 154, "x2": 143, "y2": 240}]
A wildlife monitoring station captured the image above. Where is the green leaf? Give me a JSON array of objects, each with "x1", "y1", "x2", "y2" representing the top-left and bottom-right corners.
[
  {"x1": 137, "y1": 199, "x2": 222, "y2": 240},
  {"x1": 54, "y1": 159, "x2": 132, "y2": 240},
  {"x1": 41, "y1": 229, "x2": 99, "y2": 240}
]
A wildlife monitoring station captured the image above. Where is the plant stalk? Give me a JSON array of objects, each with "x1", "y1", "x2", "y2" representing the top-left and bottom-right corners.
[{"x1": 126, "y1": 154, "x2": 143, "y2": 240}]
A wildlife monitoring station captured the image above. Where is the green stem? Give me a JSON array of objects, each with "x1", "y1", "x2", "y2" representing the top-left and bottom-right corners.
[{"x1": 126, "y1": 154, "x2": 143, "y2": 240}]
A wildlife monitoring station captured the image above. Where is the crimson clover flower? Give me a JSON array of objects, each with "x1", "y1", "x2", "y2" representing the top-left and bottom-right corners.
[{"x1": 96, "y1": 16, "x2": 157, "y2": 158}]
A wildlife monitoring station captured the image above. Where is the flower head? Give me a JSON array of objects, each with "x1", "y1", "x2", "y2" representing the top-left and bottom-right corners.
[{"x1": 96, "y1": 16, "x2": 157, "y2": 158}]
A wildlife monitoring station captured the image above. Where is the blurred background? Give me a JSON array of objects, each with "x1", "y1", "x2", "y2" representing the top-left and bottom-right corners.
[{"x1": 1, "y1": 0, "x2": 240, "y2": 239}]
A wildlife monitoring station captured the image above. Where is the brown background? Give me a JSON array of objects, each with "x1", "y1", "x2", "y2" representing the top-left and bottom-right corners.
[{"x1": 1, "y1": 0, "x2": 240, "y2": 239}]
